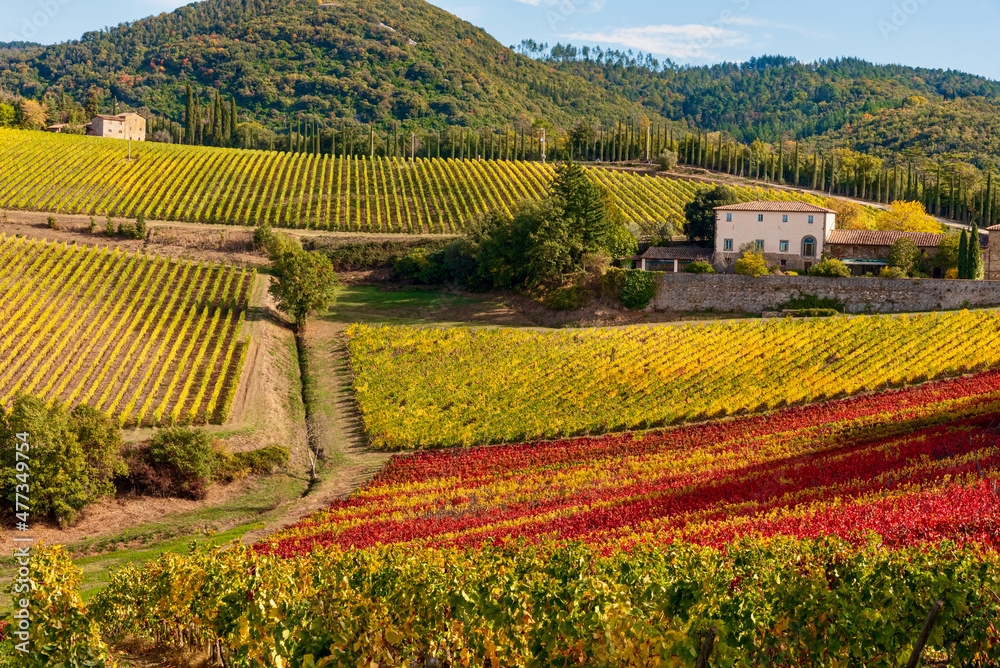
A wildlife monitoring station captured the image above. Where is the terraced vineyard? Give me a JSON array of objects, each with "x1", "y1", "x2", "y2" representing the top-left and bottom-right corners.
[
  {"x1": 0, "y1": 129, "x2": 828, "y2": 233},
  {"x1": 348, "y1": 311, "x2": 1000, "y2": 449},
  {"x1": 0, "y1": 234, "x2": 252, "y2": 426}
]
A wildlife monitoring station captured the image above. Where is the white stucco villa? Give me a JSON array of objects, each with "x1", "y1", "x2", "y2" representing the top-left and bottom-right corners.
[{"x1": 712, "y1": 201, "x2": 838, "y2": 273}]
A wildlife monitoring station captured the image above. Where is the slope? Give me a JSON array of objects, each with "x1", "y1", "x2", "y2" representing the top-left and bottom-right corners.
[{"x1": 0, "y1": 0, "x2": 659, "y2": 131}]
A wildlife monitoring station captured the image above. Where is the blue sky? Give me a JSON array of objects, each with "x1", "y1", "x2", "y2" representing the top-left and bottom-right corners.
[{"x1": 4, "y1": 0, "x2": 999, "y2": 79}]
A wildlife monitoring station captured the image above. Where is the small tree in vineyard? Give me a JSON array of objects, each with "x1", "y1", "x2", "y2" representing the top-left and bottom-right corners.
[{"x1": 269, "y1": 242, "x2": 339, "y2": 333}]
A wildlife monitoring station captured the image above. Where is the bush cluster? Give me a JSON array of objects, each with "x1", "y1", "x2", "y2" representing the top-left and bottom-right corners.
[
  {"x1": 317, "y1": 238, "x2": 454, "y2": 271},
  {"x1": 602, "y1": 268, "x2": 659, "y2": 310},
  {"x1": 0, "y1": 396, "x2": 124, "y2": 525},
  {"x1": 122, "y1": 428, "x2": 289, "y2": 500},
  {"x1": 779, "y1": 292, "x2": 846, "y2": 312}
]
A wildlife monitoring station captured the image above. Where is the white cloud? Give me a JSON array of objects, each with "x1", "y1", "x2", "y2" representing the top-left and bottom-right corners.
[
  {"x1": 513, "y1": 0, "x2": 604, "y2": 11},
  {"x1": 726, "y1": 16, "x2": 831, "y2": 40},
  {"x1": 561, "y1": 24, "x2": 747, "y2": 60}
]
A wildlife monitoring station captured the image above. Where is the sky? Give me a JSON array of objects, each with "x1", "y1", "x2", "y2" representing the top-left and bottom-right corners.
[{"x1": 3, "y1": 0, "x2": 999, "y2": 79}]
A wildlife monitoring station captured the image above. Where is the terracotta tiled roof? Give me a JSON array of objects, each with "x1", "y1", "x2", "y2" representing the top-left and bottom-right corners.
[
  {"x1": 826, "y1": 229, "x2": 945, "y2": 247},
  {"x1": 92, "y1": 113, "x2": 141, "y2": 121},
  {"x1": 714, "y1": 200, "x2": 837, "y2": 213},
  {"x1": 641, "y1": 246, "x2": 713, "y2": 261}
]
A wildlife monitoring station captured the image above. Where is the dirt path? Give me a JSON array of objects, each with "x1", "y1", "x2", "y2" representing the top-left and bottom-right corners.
[{"x1": 240, "y1": 317, "x2": 390, "y2": 544}]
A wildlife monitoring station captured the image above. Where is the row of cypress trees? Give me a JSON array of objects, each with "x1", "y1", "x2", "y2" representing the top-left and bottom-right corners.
[
  {"x1": 182, "y1": 86, "x2": 238, "y2": 147},
  {"x1": 958, "y1": 224, "x2": 985, "y2": 280}
]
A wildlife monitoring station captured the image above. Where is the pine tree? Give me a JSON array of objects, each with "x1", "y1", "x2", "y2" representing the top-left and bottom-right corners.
[
  {"x1": 968, "y1": 223, "x2": 984, "y2": 280},
  {"x1": 958, "y1": 229, "x2": 969, "y2": 279}
]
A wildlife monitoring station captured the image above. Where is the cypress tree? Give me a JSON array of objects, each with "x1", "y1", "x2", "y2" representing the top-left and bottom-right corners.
[
  {"x1": 212, "y1": 93, "x2": 222, "y2": 146},
  {"x1": 958, "y1": 229, "x2": 969, "y2": 279},
  {"x1": 935, "y1": 164, "x2": 942, "y2": 216},
  {"x1": 969, "y1": 223, "x2": 984, "y2": 280},
  {"x1": 194, "y1": 94, "x2": 202, "y2": 145},
  {"x1": 184, "y1": 86, "x2": 195, "y2": 145},
  {"x1": 794, "y1": 143, "x2": 800, "y2": 186},
  {"x1": 987, "y1": 172, "x2": 994, "y2": 228},
  {"x1": 230, "y1": 98, "x2": 237, "y2": 141}
]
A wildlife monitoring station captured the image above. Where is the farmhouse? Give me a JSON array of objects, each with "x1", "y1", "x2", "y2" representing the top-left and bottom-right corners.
[
  {"x1": 636, "y1": 246, "x2": 713, "y2": 272},
  {"x1": 639, "y1": 199, "x2": 997, "y2": 279},
  {"x1": 86, "y1": 112, "x2": 146, "y2": 141},
  {"x1": 824, "y1": 229, "x2": 952, "y2": 277},
  {"x1": 713, "y1": 201, "x2": 838, "y2": 273}
]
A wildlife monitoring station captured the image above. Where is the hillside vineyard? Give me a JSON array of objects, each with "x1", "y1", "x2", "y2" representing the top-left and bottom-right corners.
[
  {"x1": 0, "y1": 235, "x2": 252, "y2": 426},
  {"x1": 0, "y1": 129, "x2": 827, "y2": 232},
  {"x1": 348, "y1": 312, "x2": 1000, "y2": 449}
]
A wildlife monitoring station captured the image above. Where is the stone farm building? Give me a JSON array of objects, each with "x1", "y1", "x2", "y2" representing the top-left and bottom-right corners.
[
  {"x1": 637, "y1": 200, "x2": 1000, "y2": 280},
  {"x1": 85, "y1": 113, "x2": 146, "y2": 141}
]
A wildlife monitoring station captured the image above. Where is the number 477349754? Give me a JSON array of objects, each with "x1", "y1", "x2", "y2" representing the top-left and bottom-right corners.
[{"x1": 14, "y1": 432, "x2": 29, "y2": 520}]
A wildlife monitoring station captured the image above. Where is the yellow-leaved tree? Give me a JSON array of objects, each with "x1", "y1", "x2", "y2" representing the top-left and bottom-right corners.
[{"x1": 875, "y1": 201, "x2": 944, "y2": 233}]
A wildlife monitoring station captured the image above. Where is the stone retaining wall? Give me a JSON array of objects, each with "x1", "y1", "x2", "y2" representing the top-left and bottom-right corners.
[{"x1": 650, "y1": 273, "x2": 1000, "y2": 314}]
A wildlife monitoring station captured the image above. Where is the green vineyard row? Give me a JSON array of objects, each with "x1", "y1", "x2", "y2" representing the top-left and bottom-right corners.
[
  {"x1": 0, "y1": 129, "x2": 828, "y2": 233},
  {"x1": 0, "y1": 234, "x2": 253, "y2": 427}
]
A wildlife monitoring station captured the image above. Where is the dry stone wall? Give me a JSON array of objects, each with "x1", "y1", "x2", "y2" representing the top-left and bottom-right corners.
[{"x1": 650, "y1": 273, "x2": 1000, "y2": 314}]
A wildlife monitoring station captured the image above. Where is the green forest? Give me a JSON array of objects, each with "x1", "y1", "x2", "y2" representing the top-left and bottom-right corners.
[{"x1": 2, "y1": 0, "x2": 1000, "y2": 224}]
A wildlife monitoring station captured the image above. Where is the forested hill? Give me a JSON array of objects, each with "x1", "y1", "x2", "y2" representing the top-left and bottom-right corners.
[
  {"x1": 0, "y1": 0, "x2": 657, "y2": 130},
  {"x1": 546, "y1": 53, "x2": 1000, "y2": 169}
]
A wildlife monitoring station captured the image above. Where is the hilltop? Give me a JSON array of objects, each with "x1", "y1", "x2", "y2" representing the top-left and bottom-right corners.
[
  {"x1": 0, "y1": 0, "x2": 658, "y2": 130},
  {"x1": 546, "y1": 52, "x2": 1000, "y2": 169}
]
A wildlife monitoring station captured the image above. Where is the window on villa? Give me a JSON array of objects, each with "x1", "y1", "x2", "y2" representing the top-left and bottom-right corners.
[
  {"x1": 782, "y1": 215, "x2": 788, "y2": 222},
  {"x1": 646, "y1": 260, "x2": 675, "y2": 272},
  {"x1": 724, "y1": 239, "x2": 733, "y2": 251},
  {"x1": 781, "y1": 260, "x2": 787, "y2": 267},
  {"x1": 779, "y1": 240, "x2": 789, "y2": 252},
  {"x1": 802, "y1": 236, "x2": 817, "y2": 257},
  {"x1": 757, "y1": 214, "x2": 764, "y2": 222},
  {"x1": 726, "y1": 213, "x2": 733, "y2": 222},
  {"x1": 755, "y1": 239, "x2": 765, "y2": 252},
  {"x1": 808, "y1": 215, "x2": 815, "y2": 224}
]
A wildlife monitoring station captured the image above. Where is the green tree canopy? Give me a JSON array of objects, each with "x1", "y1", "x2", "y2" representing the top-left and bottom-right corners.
[
  {"x1": 0, "y1": 396, "x2": 123, "y2": 525},
  {"x1": 684, "y1": 185, "x2": 738, "y2": 247},
  {"x1": 269, "y1": 242, "x2": 340, "y2": 333}
]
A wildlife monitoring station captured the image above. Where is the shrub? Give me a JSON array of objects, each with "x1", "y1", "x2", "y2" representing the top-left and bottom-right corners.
[
  {"x1": 253, "y1": 219, "x2": 274, "y2": 252},
  {"x1": 779, "y1": 292, "x2": 846, "y2": 313},
  {"x1": 318, "y1": 238, "x2": 453, "y2": 271},
  {"x1": 104, "y1": 217, "x2": 115, "y2": 237},
  {"x1": 546, "y1": 283, "x2": 592, "y2": 311},
  {"x1": 70, "y1": 404, "x2": 126, "y2": 497},
  {"x1": 46, "y1": 215, "x2": 58, "y2": 230},
  {"x1": 394, "y1": 247, "x2": 445, "y2": 284},
  {"x1": 234, "y1": 446, "x2": 290, "y2": 475},
  {"x1": 684, "y1": 260, "x2": 715, "y2": 274},
  {"x1": 0, "y1": 396, "x2": 120, "y2": 525},
  {"x1": 880, "y1": 266, "x2": 908, "y2": 279},
  {"x1": 788, "y1": 308, "x2": 840, "y2": 318},
  {"x1": 785, "y1": 271, "x2": 799, "y2": 276},
  {"x1": 807, "y1": 258, "x2": 851, "y2": 278},
  {"x1": 87, "y1": 217, "x2": 96, "y2": 233},
  {"x1": 147, "y1": 427, "x2": 216, "y2": 499},
  {"x1": 734, "y1": 250, "x2": 769, "y2": 277},
  {"x1": 657, "y1": 149, "x2": 679, "y2": 172},
  {"x1": 212, "y1": 444, "x2": 289, "y2": 482},
  {"x1": 603, "y1": 268, "x2": 659, "y2": 310},
  {"x1": 135, "y1": 213, "x2": 147, "y2": 239}
]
